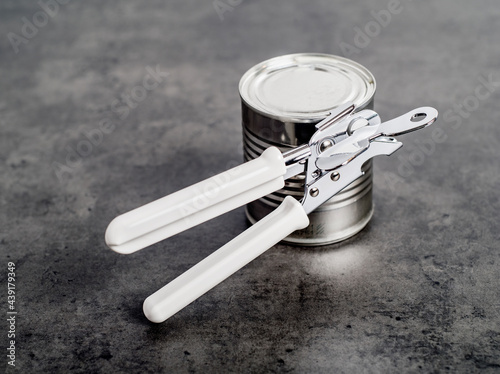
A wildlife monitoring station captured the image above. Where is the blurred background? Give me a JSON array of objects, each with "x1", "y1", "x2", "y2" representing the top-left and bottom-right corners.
[{"x1": 1, "y1": 0, "x2": 499, "y2": 372}]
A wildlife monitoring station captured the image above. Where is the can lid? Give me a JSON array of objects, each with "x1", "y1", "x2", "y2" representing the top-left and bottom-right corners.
[{"x1": 239, "y1": 53, "x2": 376, "y2": 123}]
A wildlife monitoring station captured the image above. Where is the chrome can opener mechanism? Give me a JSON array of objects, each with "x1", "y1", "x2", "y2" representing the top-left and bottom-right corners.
[{"x1": 105, "y1": 103, "x2": 438, "y2": 323}]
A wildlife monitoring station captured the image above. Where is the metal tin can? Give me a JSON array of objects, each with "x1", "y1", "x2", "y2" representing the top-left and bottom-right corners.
[{"x1": 239, "y1": 53, "x2": 376, "y2": 245}]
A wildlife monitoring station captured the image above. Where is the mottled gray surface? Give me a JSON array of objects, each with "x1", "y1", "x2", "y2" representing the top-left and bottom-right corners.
[{"x1": 1, "y1": 0, "x2": 499, "y2": 372}]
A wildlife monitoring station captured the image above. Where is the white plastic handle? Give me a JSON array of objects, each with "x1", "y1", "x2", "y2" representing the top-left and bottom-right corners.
[
  {"x1": 143, "y1": 196, "x2": 310, "y2": 323},
  {"x1": 105, "y1": 147, "x2": 286, "y2": 254}
]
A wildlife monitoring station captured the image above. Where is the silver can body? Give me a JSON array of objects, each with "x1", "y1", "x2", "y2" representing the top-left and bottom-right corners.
[{"x1": 239, "y1": 53, "x2": 376, "y2": 245}]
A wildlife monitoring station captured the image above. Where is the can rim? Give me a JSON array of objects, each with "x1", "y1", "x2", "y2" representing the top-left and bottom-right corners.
[{"x1": 239, "y1": 53, "x2": 376, "y2": 123}]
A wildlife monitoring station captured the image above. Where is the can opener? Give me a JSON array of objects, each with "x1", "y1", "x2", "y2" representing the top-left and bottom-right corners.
[{"x1": 105, "y1": 103, "x2": 438, "y2": 323}]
